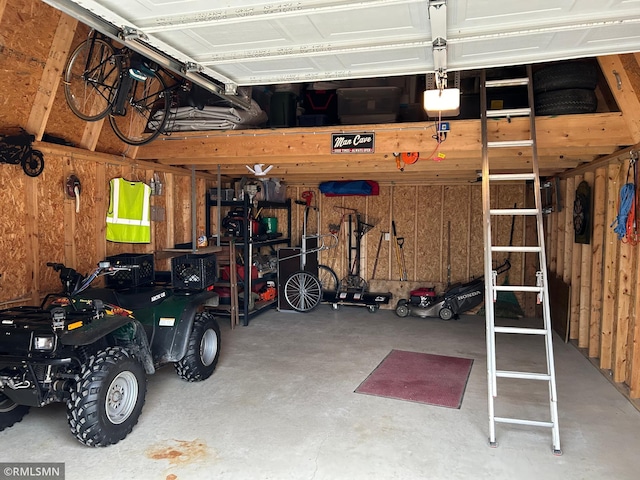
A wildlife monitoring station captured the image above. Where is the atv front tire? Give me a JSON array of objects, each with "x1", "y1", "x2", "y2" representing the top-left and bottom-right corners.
[
  {"x1": 0, "y1": 392, "x2": 30, "y2": 431},
  {"x1": 175, "y1": 312, "x2": 221, "y2": 382},
  {"x1": 67, "y1": 346, "x2": 147, "y2": 447}
]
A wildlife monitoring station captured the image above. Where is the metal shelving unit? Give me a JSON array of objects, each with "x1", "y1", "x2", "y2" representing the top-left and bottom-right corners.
[{"x1": 206, "y1": 195, "x2": 291, "y2": 325}]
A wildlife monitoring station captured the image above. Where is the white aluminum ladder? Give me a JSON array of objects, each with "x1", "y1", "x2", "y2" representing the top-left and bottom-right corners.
[{"x1": 480, "y1": 66, "x2": 561, "y2": 455}]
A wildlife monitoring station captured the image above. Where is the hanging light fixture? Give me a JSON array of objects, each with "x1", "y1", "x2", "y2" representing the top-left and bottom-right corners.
[{"x1": 424, "y1": 0, "x2": 460, "y2": 116}]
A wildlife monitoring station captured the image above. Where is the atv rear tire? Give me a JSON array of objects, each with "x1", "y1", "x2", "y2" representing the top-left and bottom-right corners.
[
  {"x1": 67, "y1": 346, "x2": 147, "y2": 447},
  {"x1": 175, "y1": 312, "x2": 221, "y2": 382},
  {"x1": 0, "y1": 392, "x2": 30, "y2": 431}
]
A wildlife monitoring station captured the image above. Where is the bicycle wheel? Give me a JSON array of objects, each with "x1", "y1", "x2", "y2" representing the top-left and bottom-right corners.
[
  {"x1": 64, "y1": 38, "x2": 120, "y2": 121},
  {"x1": 109, "y1": 70, "x2": 169, "y2": 146},
  {"x1": 284, "y1": 271, "x2": 322, "y2": 312},
  {"x1": 318, "y1": 264, "x2": 338, "y2": 292},
  {"x1": 22, "y1": 149, "x2": 44, "y2": 177}
]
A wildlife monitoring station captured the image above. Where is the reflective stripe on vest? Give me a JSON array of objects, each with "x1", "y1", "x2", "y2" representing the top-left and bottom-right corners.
[{"x1": 106, "y1": 178, "x2": 151, "y2": 243}]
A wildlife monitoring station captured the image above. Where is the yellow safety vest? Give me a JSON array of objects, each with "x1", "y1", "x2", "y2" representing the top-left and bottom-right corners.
[{"x1": 106, "y1": 178, "x2": 151, "y2": 243}]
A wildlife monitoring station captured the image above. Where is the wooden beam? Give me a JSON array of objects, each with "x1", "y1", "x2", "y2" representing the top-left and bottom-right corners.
[
  {"x1": 588, "y1": 167, "x2": 606, "y2": 358},
  {"x1": 569, "y1": 174, "x2": 584, "y2": 341},
  {"x1": 598, "y1": 55, "x2": 640, "y2": 143},
  {"x1": 556, "y1": 179, "x2": 567, "y2": 278},
  {"x1": 578, "y1": 171, "x2": 594, "y2": 349},
  {"x1": 631, "y1": 245, "x2": 640, "y2": 398},
  {"x1": 136, "y1": 113, "x2": 633, "y2": 161},
  {"x1": 600, "y1": 162, "x2": 622, "y2": 369},
  {"x1": 0, "y1": 0, "x2": 7, "y2": 23},
  {"x1": 614, "y1": 231, "x2": 633, "y2": 383},
  {"x1": 25, "y1": 176, "x2": 38, "y2": 303},
  {"x1": 562, "y1": 177, "x2": 575, "y2": 284},
  {"x1": 35, "y1": 142, "x2": 218, "y2": 180},
  {"x1": 26, "y1": 13, "x2": 78, "y2": 140},
  {"x1": 79, "y1": 119, "x2": 106, "y2": 151}
]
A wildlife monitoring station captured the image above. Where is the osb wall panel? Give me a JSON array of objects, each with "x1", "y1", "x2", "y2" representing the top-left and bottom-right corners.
[
  {"x1": 469, "y1": 185, "x2": 484, "y2": 280},
  {"x1": 71, "y1": 156, "x2": 98, "y2": 271},
  {"x1": 0, "y1": 166, "x2": 28, "y2": 302},
  {"x1": 173, "y1": 174, "x2": 192, "y2": 246},
  {"x1": 442, "y1": 186, "x2": 471, "y2": 285},
  {"x1": 36, "y1": 153, "x2": 65, "y2": 293},
  {"x1": 366, "y1": 185, "x2": 391, "y2": 281},
  {"x1": 0, "y1": 0, "x2": 60, "y2": 131},
  {"x1": 415, "y1": 185, "x2": 443, "y2": 285},
  {"x1": 44, "y1": 27, "x2": 91, "y2": 145},
  {"x1": 391, "y1": 186, "x2": 416, "y2": 281}
]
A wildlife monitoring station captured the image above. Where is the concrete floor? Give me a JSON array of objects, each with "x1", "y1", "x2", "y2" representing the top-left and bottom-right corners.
[{"x1": 2, "y1": 306, "x2": 640, "y2": 480}]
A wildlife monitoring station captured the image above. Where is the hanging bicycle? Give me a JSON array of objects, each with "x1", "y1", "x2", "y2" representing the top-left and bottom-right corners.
[{"x1": 63, "y1": 30, "x2": 187, "y2": 146}]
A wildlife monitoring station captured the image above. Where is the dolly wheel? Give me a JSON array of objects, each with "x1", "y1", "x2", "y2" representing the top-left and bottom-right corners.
[
  {"x1": 367, "y1": 305, "x2": 378, "y2": 313},
  {"x1": 439, "y1": 307, "x2": 453, "y2": 321},
  {"x1": 331, "y1": 303, "x2": 340, "y2": 311},
  {"x1": 396, "y1": 304, "x2": 410, "y2": 317}
]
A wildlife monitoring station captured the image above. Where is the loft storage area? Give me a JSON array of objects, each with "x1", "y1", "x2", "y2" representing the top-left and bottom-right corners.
[{"x1": 164, "y1": 59, "x2": 615, "y2": 132}]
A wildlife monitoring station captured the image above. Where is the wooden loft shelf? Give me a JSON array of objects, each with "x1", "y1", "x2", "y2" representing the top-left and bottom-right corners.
[{"x1": 156, "y1": 245, "x2": 222, "y2": 260}]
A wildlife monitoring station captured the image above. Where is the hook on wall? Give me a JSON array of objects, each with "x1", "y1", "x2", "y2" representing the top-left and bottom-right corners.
[{"x1": 65, "y1": 174, "x2": 82, "y2": 213}]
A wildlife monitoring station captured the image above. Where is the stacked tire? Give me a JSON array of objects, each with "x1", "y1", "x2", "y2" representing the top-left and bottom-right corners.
[{"x1": 533, "y1": 61, "x2": 599, "y2": 115}]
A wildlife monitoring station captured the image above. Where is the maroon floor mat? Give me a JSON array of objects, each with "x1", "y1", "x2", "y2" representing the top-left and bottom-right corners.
[{"x1": 355, "y1": 350, "x2": 474, "y2": 409}]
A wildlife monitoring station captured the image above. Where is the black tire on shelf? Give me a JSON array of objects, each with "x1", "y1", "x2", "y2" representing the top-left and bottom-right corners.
[
  {"x1": 175, "y1": 312, "x2": 221, "y2": 382},
  {"x1": 439, "y1": 306, "x2": 454, "y2": 321},
  {"x1": 67, "y1": 346, "x2": 147, "y2": 447},
  {"x1": 533, "y1": 61, "x2": 598, "y2": 93},
  {"x1": 534, "y1": 89, "x2": 598, "y2": 116},
  {"x1": 396, "y1": 303, "x2": 410, "y2": 317},
  {"x1": 64, "y1": 38, "x2": 120, "y2": 122},
  {"x1": 22, "y1": 149, "x2": 44, "y2": 177},
  {"x1": 0, "y1": 393, "x2": 30, "y2": 432},
  {"x1": 109, "y1": 70, "x2": 170, "y2": 146}
]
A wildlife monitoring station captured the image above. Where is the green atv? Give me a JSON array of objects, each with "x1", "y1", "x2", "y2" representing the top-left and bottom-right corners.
[{"x1": 0, "y1": 260, "x2": 220, "y2": 446}]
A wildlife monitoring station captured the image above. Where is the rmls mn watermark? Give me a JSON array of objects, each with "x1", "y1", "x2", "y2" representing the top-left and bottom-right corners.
[{"x1": 0, "y1": 463, "x2": 64, "y2": 480}]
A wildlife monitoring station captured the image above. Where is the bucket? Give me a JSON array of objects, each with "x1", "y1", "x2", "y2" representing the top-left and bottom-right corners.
[{"x1": 262, "y1": 217, "x2": 278, "y2": 234}]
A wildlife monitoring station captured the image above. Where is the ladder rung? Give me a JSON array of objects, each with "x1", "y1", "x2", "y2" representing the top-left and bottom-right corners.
[
  {"x1": 485, "y1": 78, "x2": 529, "y2": 88},
  {"x1": 488, "y1": 140, "x2": 534, "y2": 148},
  {"x1": 493, "y1": 285, "x2": 543, "y2": 293},
  {"x1": 490, "y1": 208, "x2": 538, "y2": 216},
  {"x1": 493, "y1": 326, "x2": 548, "y2": 335},
  {"x1": 494, "y1": 417, "x2": 554, "y2": 428},
  {"x1": 496, "y1": 370, "x2": 551, "y2": 381},
  {"x1": 488, "y1": 173, "x2": 536, "y2": 182},
  {"x1": 491, "y1": 246, "x2": 542, "y2": 253},
  {"x1": 486, "y1": 108, "x2": 531, "y2": 118}
]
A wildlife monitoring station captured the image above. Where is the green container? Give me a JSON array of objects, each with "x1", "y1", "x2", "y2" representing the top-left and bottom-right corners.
[{"x1": 262, "y1": 217, "x2": 278, "y2": 234}]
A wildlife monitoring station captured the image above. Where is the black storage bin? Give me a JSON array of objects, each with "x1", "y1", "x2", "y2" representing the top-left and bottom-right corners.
[
  {"x1": 303, "y1": 89, "x2": 337, "y2": 122},
  {"x1": 269, "y1": 91, "x2": 297, "y2": 127},
  {"x1": 105, "y1": 253, "x2": 155, "y2": 289},
  {"x1": 171, "y1": 253, "x2": 217, "y2": 291}
]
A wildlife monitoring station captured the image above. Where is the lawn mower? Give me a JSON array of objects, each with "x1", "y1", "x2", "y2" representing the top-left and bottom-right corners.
[{"x1": 395, "y1": 260, "x2": 510, "y2": 320}]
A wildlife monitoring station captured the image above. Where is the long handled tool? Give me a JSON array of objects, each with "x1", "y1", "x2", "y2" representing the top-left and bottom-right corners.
[
  {"x1": 392, "y1": 221, "x2": 408, "y2": 281},
  {"x1": 371, "y1": 230, "x2": 385, "y2": 280}
]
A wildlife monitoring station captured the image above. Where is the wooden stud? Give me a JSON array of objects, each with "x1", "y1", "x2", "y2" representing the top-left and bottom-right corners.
[
  {"x1": 556, "y1": 179, "x2": 567, "y2": 278},
  {"x1": 95, "y1": 163, "x2": 107, "y2": 265},
  {"x1": 600, "y1": 163, "x2": 623, "y2": 369},
  {"x1": 588, "y1": 167, "x2": 607, "y2": 357},
  {"x1": 26, "y1": 13, "x2": 78, "y2": 140},
  {"x1": 598, "y1": 55, "x2": 640, "y2": 143},
  {"x1": 578, "y1": 172, "x2": 594, "y2": 349},
  {"x1": 562, "y1": 177, "x2": 576, "y2": 284},
  {"x1": 569, "y1": 174, "x2": 584, "y2": 341},
  {"x1": 549, "y1": 203, "x2": 559, "y2": 274},
  {"x1": 630, "y1": 243, "x2": 640, "y2": 397},
  {"x1": 63, "y1": 159, "x2": 77, "y2": 267},
  {"x1": 613, "y1": 235, "x2": 633, "y2": 382}
]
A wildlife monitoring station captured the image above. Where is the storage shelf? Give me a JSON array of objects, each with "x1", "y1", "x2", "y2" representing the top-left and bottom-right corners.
[{"x1": 206, "y1": 193, "x2": 291, "y2": 326}]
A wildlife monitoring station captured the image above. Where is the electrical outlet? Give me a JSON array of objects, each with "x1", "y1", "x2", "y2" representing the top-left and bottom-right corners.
[{"x1": 384, "y1": 232, "x2": 390, "y2": 241}]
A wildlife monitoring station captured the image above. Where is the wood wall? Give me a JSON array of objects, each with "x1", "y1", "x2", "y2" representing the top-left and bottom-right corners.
[
  {"x1": 548, "y1": 150, "x2": 640, "y2": 399},
  {"x1": 281, "y1": 182, "x2": 533, "y2": 314}
]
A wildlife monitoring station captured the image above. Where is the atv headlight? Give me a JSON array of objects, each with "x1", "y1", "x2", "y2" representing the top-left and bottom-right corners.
[{"x1": 33, "y1": 335, "x2": 55, "y2": 351}]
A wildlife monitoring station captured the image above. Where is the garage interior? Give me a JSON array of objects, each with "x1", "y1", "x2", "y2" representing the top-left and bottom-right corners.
[{"x1": 2, "y1": 0, "x2": 640, "y2": 478}]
